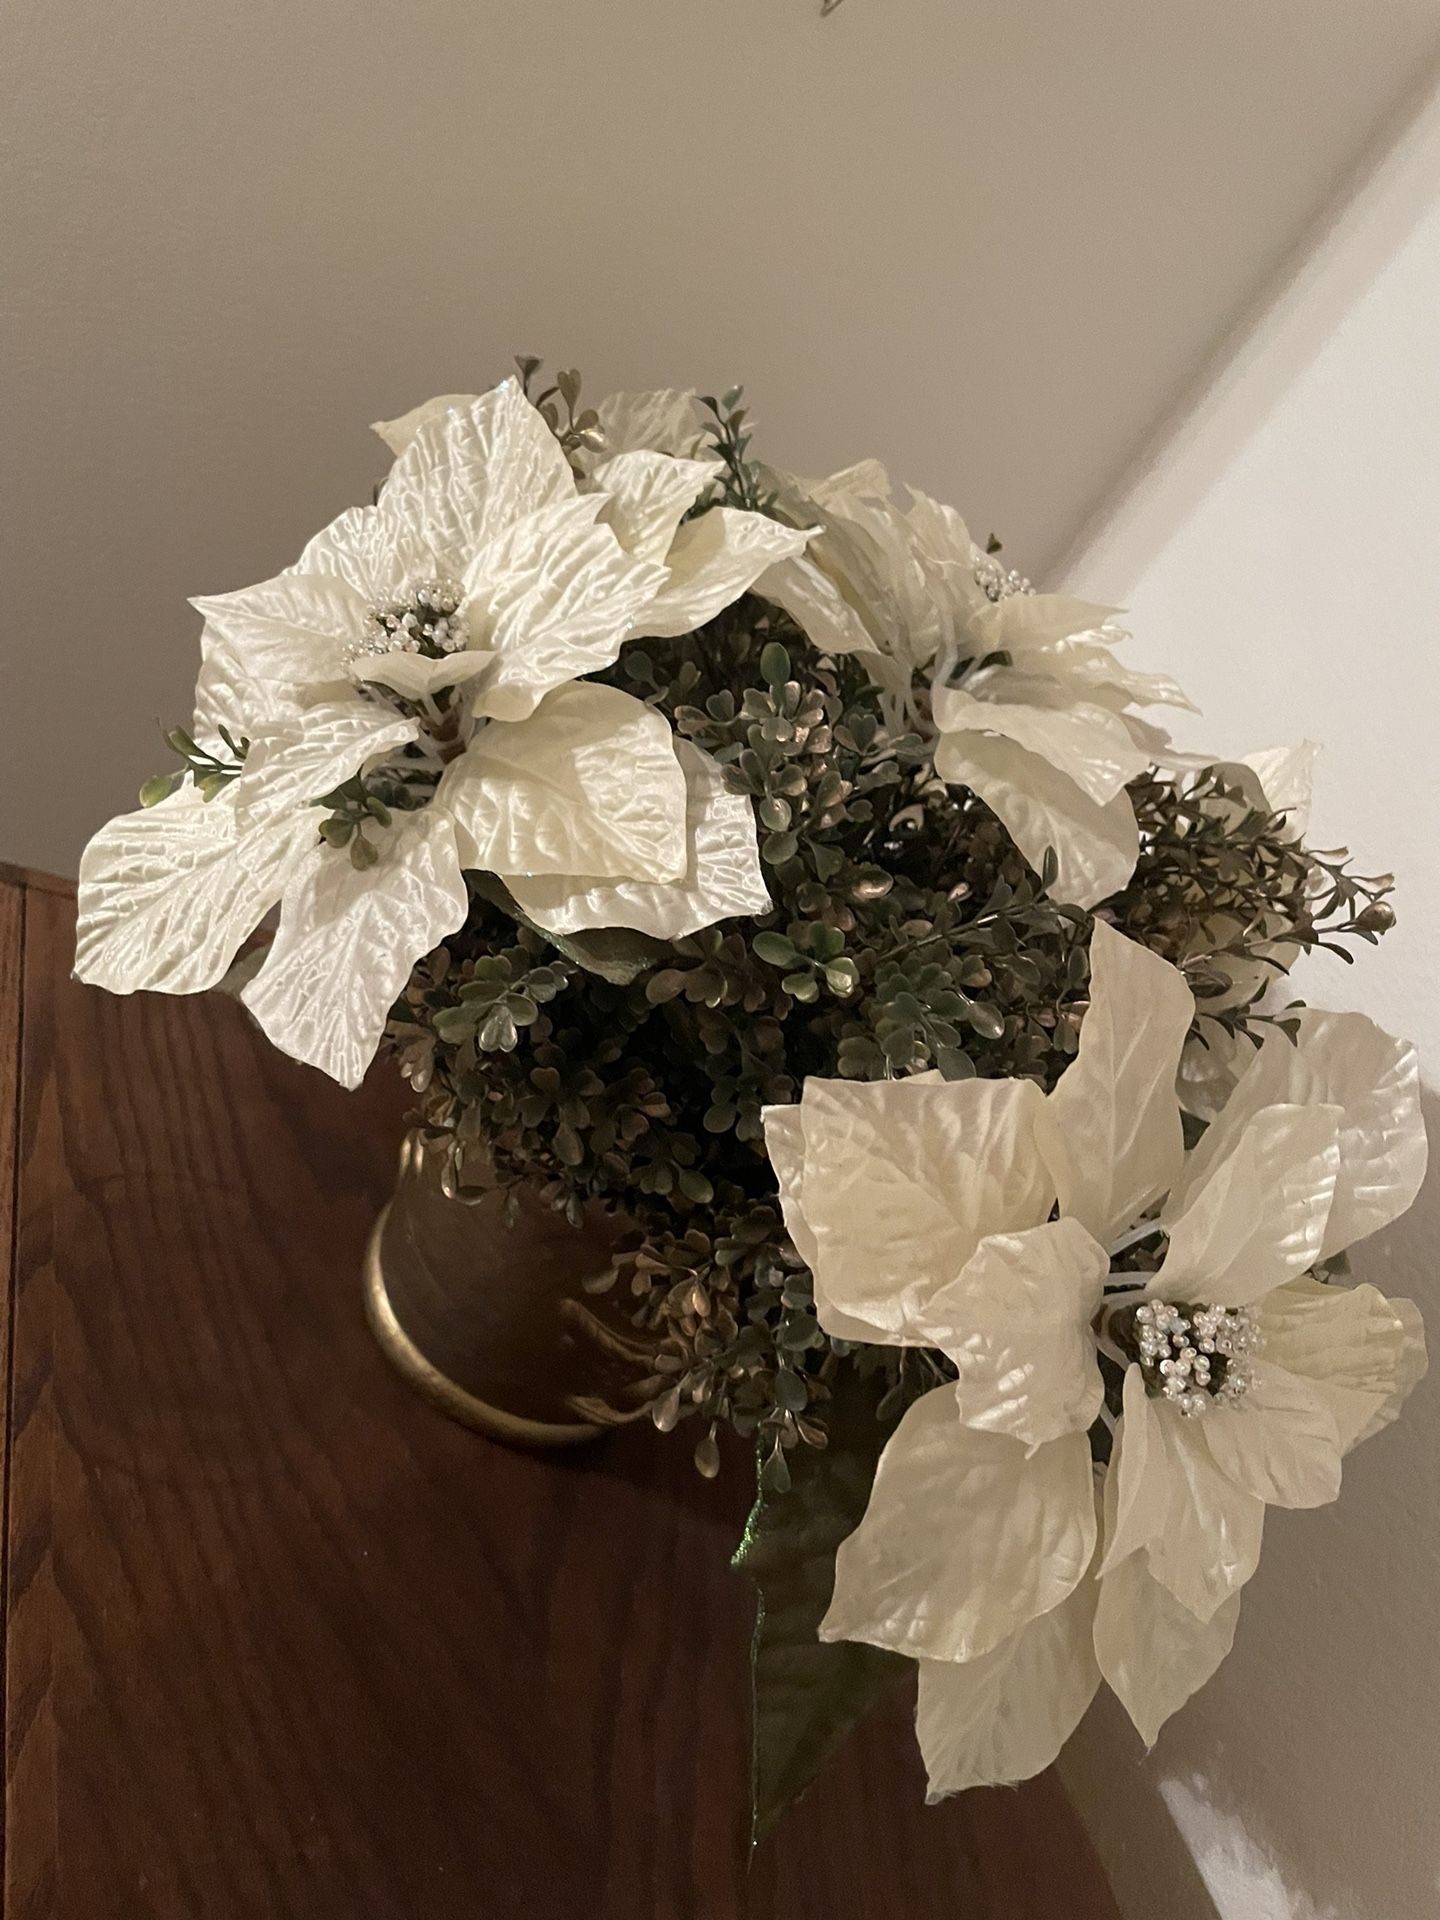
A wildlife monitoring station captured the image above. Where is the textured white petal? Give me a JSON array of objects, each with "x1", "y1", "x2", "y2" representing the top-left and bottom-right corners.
[
  {"x1": 75, "y1": 785, "x2": 313, "y2": 996},
  {"x1": 191, "y1": 571, "x2": 370, "y2": 693},
  {"x1": 933, "y1": 729, "x2": 1139, "y2": 908},
  {"x1": 630, "y1": 507, "x2": 812, "y2": 640},
  {"x1": 1240, "y1": 742, "x2": 1320, "y2": 838},
  {"x1": 234, "y1": 701, "x2": 418, "y2": 829},
  {"x1": 916, "y1": 1578, "x2": 1100, "y2": 1796},
  {"x1": 464, "y1": 498, "x2": 667, "y2": 721},
  {"x1": 1095, "y1": 1462, "x2": 1241, "y2": 1747},
  {"x1": 1200, "y1": 1363, "x2": 1342, "y2": 1509},
  {"x1": 1176, "y1": 1010, "x2": 1426, "y2": 1260},
  {"x1": 505, "y1": 739, "x2": 767, "y2": 938},
  {"x1": 348, "y1": 647, "x2": 496, "y2": 703},
  {"x1": 1133, "y1": 1389, "x2": 1266, "y2": 1621},
  {"x1": 1100, "y1": 1367, "x2": 1171, "y2": 1573},
  {"x1": 795, "y1": 1076, "x2": 1053, "y2": 1344},
  {"x1": 754, "y1": 550, "x2": 878, "y2": 657},
  {"x1": 925, "y1": 1220, "x2": 1107, "y2": 1449},
  {"x1": 439, "y1": 682, "x2": 687, "y2": 887},
  {"x1": 1029, "y1": 639, "x2": 1199, "y2": 715},
  {"x1": 381, "y1": 380, "x2": 575, "y2": 574},
  {"x1": 821, "y1": 1399, "x2": 1096, "y2": 1663},
  {"x1": 1257, "y1": 1277, "x2": 1428, "y2": 1451},
  {"x1": 192, "y1": 624, "x2": 304, "y2": 746},
  {"x1": 593, "y1": 388, "x2": 705, "y2": 460},
  {"x1": 588, "y1": 450, "x2": 719, "y2": 563},
  {"x1": 1042, "y1": 922, "x2": 1194, "y2": 1246},
  {"x1": 1156, "y1": 1104, "x2": 1341, "y2": 1308},
  {"x1": 933, "y1": 682, "x2": 1150, "y2": 806},
  {"x1": 292, "y1": 500, "x2": 438, "y2": 605},
  {"x1": 370, "y1": 392, "x2": 479, "y2": 458},
  {"x1": 762, "y1": 1104, "x2": 820, "y2": 1269},
  {"x1": 242, "y1": 808, "x2": 466, "y2": 1090},
  {"x1": 970, "y1": 594, "x2": 1122, "y2": 655}
]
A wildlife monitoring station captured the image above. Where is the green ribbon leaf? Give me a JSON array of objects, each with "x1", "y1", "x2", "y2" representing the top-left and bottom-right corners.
[{"x1": 732, "y1": 1374, "x2": 911, "y2": 1840}]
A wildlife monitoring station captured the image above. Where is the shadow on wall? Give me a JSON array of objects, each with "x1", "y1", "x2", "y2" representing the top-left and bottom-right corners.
[{"x1": 1065, "y1": 1086, "x2": 1440, "y2": 1920}]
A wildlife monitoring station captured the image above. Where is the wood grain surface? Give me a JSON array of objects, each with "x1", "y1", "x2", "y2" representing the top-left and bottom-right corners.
[{"x1": 0, "y1": 874, "x2": 1120, "y2": 1920}]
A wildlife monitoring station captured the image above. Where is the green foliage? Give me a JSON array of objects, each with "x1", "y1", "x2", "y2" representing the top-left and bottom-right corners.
[
  {"x1": 382, "y1": 369, "x2": 1394, "y2": 1477},
  {"x1": 733, "y1": 1369, "x2": 911, "y2": 1838},
  {"x1": 139, "y1": 724, "x2": 248, "y2": 807}
]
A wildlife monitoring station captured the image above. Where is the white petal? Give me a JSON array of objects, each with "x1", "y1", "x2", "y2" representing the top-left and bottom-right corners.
[
  {"x1": 440, "y1": 682, "x2": 688, "y2": 887},
  {"x1": 464, "y1": 498, "x2": 667, "y2": 721},
  {"x1": 242, "y1": 808, "x2": 466, "y2": 1090},
  {"x1": 630, "y1": 507, "x2": 812, "y2": 640},
  {"x1": 794, "y1": 1076, "x2": 1053, "y2": 1345},
  {"x1": 934, "y1": 682, "x2": 1150, "y2": 806},
  {"x1": 1041, "y1": 922, "x2": 1193, "y2": 1245},
  {"x1": 1200, "y1": 1363, "x2": 1342, "y2": 1510},
  {"x1": 191, "y1": 570, "x2": 370, "y2": 693},
  {"x1": 235, "y1": 701, "x2": 418, "y2": 830},
  {"x1": 754, "y1": 550, "x2": 878, "y2": 657},
  {"x1": 1100, "y1": 1367, "x2": 1171, "y2": 1573},
  {"x1": 381, "y1": 380, "x2": 575, "y2": 573},
  {"x1": 1257, "y1": 1277, "x2": 1428, "y2": 1451},
  {"x1": 1156, "y1": 1104, "x2": 1341, "y2": 1308},
  {"x1": 1176, "y1": 1010, "x2": 1426, "y2": 1260},
  {"x1": 926, "y1": 1220, "x2": 1107, "y2": 1449},
  {"x1": 348, "y1": 647, "x2": 496, "y2": 703},
  {"x1": 588, "y1": 450, "x2": 720, "y2": 563},
  {"x1": 592, "y1": 387, "x2": 705, "y2": 460},
  {"x1": 1095, "y1": 1468, "x2": 1241, "y2": 1747},
  {"x1": 292, "y1": 500, "x2": 437, "y2": 605},
  {"x1": 1027, "y1": 639, "x2": 1199, "y2": 715},
  {"x1": 192, "y1": 624, "x2": 303, "y2": 747},
  {"x1": 505, "y1": 739, "x2": 767, "y2": 938},
  {"x1": 75, "y1": 785, "x2": 313, "y2": 996},
  {"x1": 762, "y1": 1103, "x2": 820, "y2": 1269},
  {"x1": 970, "y1": 594, "x2": 1122, "y2": 655},
  {"x1": 933, "y1": 729, "x2": 1139, "y2": 908},
  {"x1": 916, "y1": 1579, "x2": 1100, "y2": 1796},
  {"x1": 1240, "y1": 741, "x2": 1320, "y2": 838},
  {"x1": 370, "y1": 392, "x2": 479, "y2": 458},
  {"x1": 1139, "y1": 1396, "x2": 1265, "y2": 1621},
  {"x1": 821, "y1": 1399, "x2": 1096, "y2": 1663}
]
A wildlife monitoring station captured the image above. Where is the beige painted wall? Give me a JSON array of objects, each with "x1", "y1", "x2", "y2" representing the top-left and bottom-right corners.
[
  {"x1": 1062, "y1": 76, "x2": 1440, "y2": 1920},
  {"x1": 5, "y1": 0, "x2": 1439, "y2": 875}
]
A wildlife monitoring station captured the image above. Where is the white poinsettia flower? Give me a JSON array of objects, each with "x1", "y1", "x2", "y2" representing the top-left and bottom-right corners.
[
  {"x1": 373, "y1": 385, "x2": 806, "y2": 645},
  {"x1": 77, "y1": 381, "x2": 802, "y2": 1087},
  {"x1": 753, "y1": 466, "x2": 1195, "y2": 908},
  {"x1": 763, "y1": 920, "x2": 1426, "y2": 1791}
]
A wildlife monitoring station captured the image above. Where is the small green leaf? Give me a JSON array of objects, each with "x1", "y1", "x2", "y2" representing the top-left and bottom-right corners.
[
  {"x1": 752, "y1": 931, "x2": 797, "y2": 966},
  {"x1": 759, "y1": 641, "x2": 791, "y2": 686},
  {"x1": 138, "y1": 771, "x2": 183, "y2": 808}
]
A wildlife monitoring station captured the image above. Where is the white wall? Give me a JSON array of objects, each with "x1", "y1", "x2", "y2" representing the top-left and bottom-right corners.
[
  {"x1": 1060, "y1": 77, "x2": 1440, "y2": 1920},
  {"x1": 4, "y1": 0, "x2": 1438, "y2": 877}
]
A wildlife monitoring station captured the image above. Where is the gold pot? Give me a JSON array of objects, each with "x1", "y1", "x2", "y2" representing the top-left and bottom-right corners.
[{"x1": 364, "y1": 1134, "x2": 645, "y2": 1447}]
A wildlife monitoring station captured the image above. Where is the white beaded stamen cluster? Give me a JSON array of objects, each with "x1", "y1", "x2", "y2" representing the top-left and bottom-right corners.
[
  {"x1": 973, "y1": 553, "x2": 1032, "y2": 602},
  {"x1": 1132, "y1": 1299, "x2": 1262, "y2": 1417},
  {"x1": 346, "y1": 581, "x2": 468, "y2": 664}
]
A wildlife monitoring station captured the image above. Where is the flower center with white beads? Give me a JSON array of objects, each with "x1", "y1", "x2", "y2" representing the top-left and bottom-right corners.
[
  {"x1": 347, "y1": 581, "x2": 468, "y2": 665},
  {"x1": 972, "y1": 554, "x2": 1032, "y2": 602},
  {"x1": 1108, "y1": 1299, "x2": 1261, "y2": 1417}
]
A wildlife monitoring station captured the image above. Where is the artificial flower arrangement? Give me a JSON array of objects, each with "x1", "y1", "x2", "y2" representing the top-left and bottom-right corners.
[{"x1": 76, "y1": 361, "x2": 1426, "y2": 1833}]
